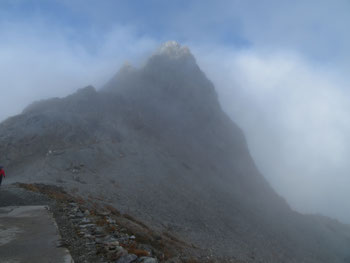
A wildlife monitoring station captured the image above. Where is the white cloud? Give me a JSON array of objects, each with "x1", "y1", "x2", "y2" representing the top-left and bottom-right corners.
[
  {"x1": 0, "y1": 21, "x2": 157, "y2": 121},
  {"x1": 1, "y1": 0, "x2": 350, "y2": 224},
  {"x1": 194, "y1": 46, "x2": 350, "y2": 222}
]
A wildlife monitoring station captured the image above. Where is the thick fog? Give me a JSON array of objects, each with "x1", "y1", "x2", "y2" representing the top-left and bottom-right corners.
[{"x1": 1, "y1": 0, "x2": 350, "y2": 223}]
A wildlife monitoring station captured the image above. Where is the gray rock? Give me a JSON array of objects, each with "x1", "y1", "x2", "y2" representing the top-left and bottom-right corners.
[
  {"x1": 79, "y1": 217, "x2": 91, "y2": 224},
  {"x1": 75, "y1": 212, "x2": 84, "y2": 218},
  {"x1": 139, "y1": 257, "x2": 158, "y2": 263},
  {"x1": 107, "y1": 217, "x2": 116, "y2": 224},
  {"x1": 105, "y1": 240, "x2": 119, "y2": 247},
  {"x1": 116, "y1": 253, "x2": 137, "y2": 263},
  {"x1": 115, "y1": 246, "x2": 128, "y2": 257},
  {"x1": 93, "y1": 227, "x2": 104, "y2": 235},
  {"x1": 164, "y1": 258, "x2": 181, "y2": 263},
  {"x1": 79, "y1": 223, "x2": 95, "y2": 229}
]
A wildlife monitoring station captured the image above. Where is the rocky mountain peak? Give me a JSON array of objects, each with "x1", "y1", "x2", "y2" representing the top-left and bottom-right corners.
[
  {"x1": 1, "y1": 42, "x2": 350, "y2": 263},
  {"x1": 102, "y1": 41, "x2": 219, "y2": 116},
  {"x1": 155, "y1": 41, "x2": 192, "y2": 59}
]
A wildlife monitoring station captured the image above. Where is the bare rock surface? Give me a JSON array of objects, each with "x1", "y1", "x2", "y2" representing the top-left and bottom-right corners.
[{"x1": 0, "y1": 42, "x2": 350, "y2": 262}]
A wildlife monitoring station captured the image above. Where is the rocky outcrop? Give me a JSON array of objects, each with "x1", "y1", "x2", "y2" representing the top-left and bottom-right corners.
[{"x1": 1, "y1": 42, "x2": 350, "y2": 262}]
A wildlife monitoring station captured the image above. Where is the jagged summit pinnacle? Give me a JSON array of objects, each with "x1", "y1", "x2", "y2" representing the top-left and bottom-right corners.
[
  {"x1": 155, "y1": 41, "x2": 191, "y2": 59},
  {"x1": 103, "y1": 41, "x2": 200, "y2": 93}
]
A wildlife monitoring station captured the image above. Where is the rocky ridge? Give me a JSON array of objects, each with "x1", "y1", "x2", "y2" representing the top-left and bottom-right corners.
[{"x1": 0, "y1": 42, "x2": 350, "y2": 262}]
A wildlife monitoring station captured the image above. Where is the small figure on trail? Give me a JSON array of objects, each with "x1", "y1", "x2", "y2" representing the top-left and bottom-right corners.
[{"x1": 0, "y1": 166, "x2": 5, "y2": 187}]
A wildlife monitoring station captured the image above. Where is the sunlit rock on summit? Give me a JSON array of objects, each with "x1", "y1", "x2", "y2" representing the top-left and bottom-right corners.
[{"x1": 156, "y1": 41, "x2": 192, "y2": 58}]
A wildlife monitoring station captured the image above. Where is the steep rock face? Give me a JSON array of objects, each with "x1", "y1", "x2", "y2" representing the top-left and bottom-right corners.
[{"x1": 0, "y1": 42, "x2": 350, "y2": 262}]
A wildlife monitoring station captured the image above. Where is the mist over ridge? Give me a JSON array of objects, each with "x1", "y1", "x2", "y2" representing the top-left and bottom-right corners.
[
  {"x1": 1, "y1": 41, "x2": 350, "y2": 262},
  {"x1": 1, "y1": 1, "x2": 350, "y2": 227}
]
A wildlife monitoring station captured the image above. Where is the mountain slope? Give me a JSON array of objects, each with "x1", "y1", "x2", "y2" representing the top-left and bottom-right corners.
[{"x1": 1, "y1": 42, "x2": 350, "y2": 262}]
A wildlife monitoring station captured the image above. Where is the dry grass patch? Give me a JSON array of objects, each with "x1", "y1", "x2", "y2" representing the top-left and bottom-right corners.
[
  {"x1": 123, "y1": 213, "x2": 150, "y2": 230},
  {"x1": 17, "y1": 183, "x2": 71, "y2": 202},
  {"x1": 95, "y1": 217, "x2": 109, "y2": 227},
  {"x1": 104, "y1": 204, "x2": 121, "y2": 216}
]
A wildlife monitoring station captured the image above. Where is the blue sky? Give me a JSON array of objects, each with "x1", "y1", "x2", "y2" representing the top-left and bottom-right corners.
[
  {"x1": 1, "y1": 0, "x2": 350, "y2": 223},
  {"x1": 2, "y1": 0, "x2": 349, "y2": 61},
  {"x1": 0, "y1": 0, "x2": 251, "y2": 52}
]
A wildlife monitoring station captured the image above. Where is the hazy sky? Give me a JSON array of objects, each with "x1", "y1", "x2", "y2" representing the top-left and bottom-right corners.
[{"x1": 1, "y1": 0, "x2": 350, "y2": 223}]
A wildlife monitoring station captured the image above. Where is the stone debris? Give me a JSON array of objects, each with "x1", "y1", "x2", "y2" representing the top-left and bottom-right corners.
[
  {"x1": 139, "y1": 257, "x2": 159, "y2": 263},
  {"x1": 61, "y1": 201, "x2": 159, "y2": 263},
  {"x1": 115, "y1": 254, "x2": 137, "y2": 263},
  {"x1": 13, "y1": 183, "x2": 204, "y2": 262}
]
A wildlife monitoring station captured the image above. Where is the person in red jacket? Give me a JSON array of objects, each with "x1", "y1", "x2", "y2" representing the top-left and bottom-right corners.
[{"x1": 0, "y1": 166, "x2": 5, "y2": 186}]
